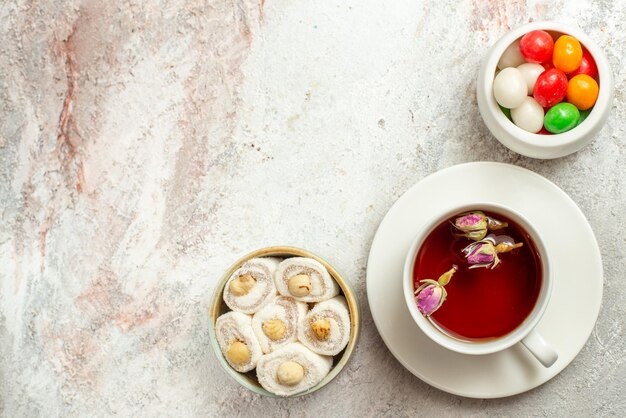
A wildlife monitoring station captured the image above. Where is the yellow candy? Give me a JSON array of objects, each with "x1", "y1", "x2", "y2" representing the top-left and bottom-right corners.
[
  {"x1": 567, "y1": 74, "x2": 599, "y2": 110},
  {"x1": 553, "y1": 35, "x2": 583, "y2": 73}
]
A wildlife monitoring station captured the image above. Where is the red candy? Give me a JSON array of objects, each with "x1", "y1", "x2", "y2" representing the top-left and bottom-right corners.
[
  {"x1": 519, "y1": 30, "x2": 554, "y2": 63},
  {"x1": 569, "y1": 49, "x2": 598, "y2": 79},
  {"x1": 538, "y1": 127, "x2": 551, "y2": 135},
  {"x1": 533, "y1": 68, "x2": 568, "y2": 108}
]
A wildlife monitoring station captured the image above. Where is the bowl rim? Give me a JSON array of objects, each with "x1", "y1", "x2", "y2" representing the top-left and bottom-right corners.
[
  {"x1": 480, "y1": 20, "x2": 613, "y2": 149},
  {"x1": 208, "y1": 245, "x2": 360, "y2": 398}
]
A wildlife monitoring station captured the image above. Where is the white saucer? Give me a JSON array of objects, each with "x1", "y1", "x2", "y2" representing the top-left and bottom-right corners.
[{"x1": 366, "y1": 162, "x2": 603, "y2": 398}]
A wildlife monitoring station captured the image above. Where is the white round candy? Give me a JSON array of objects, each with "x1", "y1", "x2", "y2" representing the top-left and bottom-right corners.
[
  {"x1": 517, "y1": 63, "x2": 545, "y2": 95},
  {"x1": 493, "y1": 67, "x2": 527, "y2": 109},
  {"x1": 497, "y1": 40, "x2": 525, "y2": 70},
  {"x1": 511, "y1": 97, "x2": 544, "y2": 133}
]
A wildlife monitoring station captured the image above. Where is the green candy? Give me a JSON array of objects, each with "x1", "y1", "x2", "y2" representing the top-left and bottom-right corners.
[
  {"x1": 544, "y1": 103, "x2": 580, "y2": 134},
  {"x1": 499, "y1": 105, "x2": 512, "y2": 121},
  {"x1": 577, "y1": 108, "x2": 592, "y2": 126}
]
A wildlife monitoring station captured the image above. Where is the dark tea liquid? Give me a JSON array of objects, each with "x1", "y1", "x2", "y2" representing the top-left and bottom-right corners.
[{"x1": 413, "y1": 212, "x2": 542, "y2": 341}]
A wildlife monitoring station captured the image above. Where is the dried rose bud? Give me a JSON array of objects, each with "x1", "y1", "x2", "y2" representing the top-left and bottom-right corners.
[
  {"x1": 415, "y1": 283, "x2": 444, "y2": 316},
  {"x1": 464, "y1": 241, "x2": 498, "y2": 268},
  {"x1": 453, "y1": 211, "x2": 508, "y2": 241},
  {"x1": 414, "y1": 265, "x2": 457, "y2": 316},
  {"x1": 462, "y1": 234, "x2": 523, "y2": 269}
]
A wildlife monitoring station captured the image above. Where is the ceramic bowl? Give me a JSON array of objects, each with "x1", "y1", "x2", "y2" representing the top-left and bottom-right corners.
[
  {"x1": 209, "y1": 246, "x2": 360, "y2": 397},
  {"x1": 477, "y1": 21, "x2": 613, "y2": 159}
]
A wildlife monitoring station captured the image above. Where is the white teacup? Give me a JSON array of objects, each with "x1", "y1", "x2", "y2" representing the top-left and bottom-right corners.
[{"x1": 403, "y1": 202, "x2": 558, "y2": 367}]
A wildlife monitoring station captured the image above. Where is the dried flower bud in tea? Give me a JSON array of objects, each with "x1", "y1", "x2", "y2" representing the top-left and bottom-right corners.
[
  {"x1": 462, "y1": 234, "x2": 523, "y2": 269},
  {"x1": 452, "y1": 211, "x2": 507, "y2": 241},
  {"x1": 414, "y1": 265, "x2": 458, "y2": 316}
]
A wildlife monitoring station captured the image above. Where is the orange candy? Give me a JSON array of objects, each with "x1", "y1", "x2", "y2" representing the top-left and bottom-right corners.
[
  {"x1": 567, "y1": 74, "x2": 599, "y2": 110},
  {"x1": 553, "y1": 35, "x2": 583, "y2": 73}
]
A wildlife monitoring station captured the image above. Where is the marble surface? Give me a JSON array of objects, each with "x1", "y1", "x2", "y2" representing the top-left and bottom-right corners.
[{"x1": 1, "y1": 0, "x2": 625, "y2": 416}]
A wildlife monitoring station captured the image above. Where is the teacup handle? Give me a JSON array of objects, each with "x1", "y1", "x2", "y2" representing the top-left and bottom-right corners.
[{"x1": 521, "y1": 329, "x2": 558, "y2": 367}]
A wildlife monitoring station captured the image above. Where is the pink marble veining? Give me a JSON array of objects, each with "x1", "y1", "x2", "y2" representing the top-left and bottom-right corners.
[
  {"x1": 2, "y1": 0, "x2": 263, "y2": 413},
  {"x1": 1, "y1": 0, "x2": 625, "y2": 416}
]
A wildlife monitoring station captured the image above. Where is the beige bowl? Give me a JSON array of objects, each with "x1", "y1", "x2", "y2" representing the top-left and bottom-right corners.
[{"x1": 209, "y1": 246, "x2": 360, "y2": 397}]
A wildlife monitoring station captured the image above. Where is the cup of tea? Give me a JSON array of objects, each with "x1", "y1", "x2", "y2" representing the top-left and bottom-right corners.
[{"x1": 403, "y1": 202, "x2": 558, "y2": 367}]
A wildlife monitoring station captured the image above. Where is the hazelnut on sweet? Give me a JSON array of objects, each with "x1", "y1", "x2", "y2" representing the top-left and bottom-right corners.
[
  {"x1": 229, "y1": 274, "x2": 256, "y2": 296},
  {"x1": 262, "y1": 319, "x2": 287, "y2": 341},
  {"x1": 276, "y1": 361, "x2": 305, "y2": 386},
  {"x1": 288, "y1": 274, "x2": 312, "y2": 297},
  {"x1": 311, "y1": 318, "x2": 331, "y2": 341},
  {"x1": 226, "y1": 340, "x2": 250, "y2": 365}
]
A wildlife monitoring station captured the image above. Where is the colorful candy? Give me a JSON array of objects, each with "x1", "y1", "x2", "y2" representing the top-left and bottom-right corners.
[
  {"x1": 498, "y1": 40, "x2": 525, "y2": 70},
  {"x1": 494, "y1": 30, "x2": 599, "y2": 135},
  {"x1": 493, "y1": 68, "x2": 527, "y2": 109},
  {"x1": 544, "y1": 103, "x2": 580, "y2": 133},
  {"x1": 537, "y1": 127, "x2": 551, "y2": 135},
  {"x1": 511, "y1": 97, "x2": 544, "y2": 133},
  {"x1": 569, "y1": 49, "x2": 598, "y2": 79},
  {"x1": 553, "y1": 35, "x2": 583, "y2": 73},
  {"x1": 567, "y1": 74, "x2": 599, "y2": 110},
  {"x1": 499, "y1": 105, "x2": 512, "y2": 121},
  {"x1": 533, "y1": 69, "x2": 568, "y2": 108},
  {"x1": 519, "y1": 30, "x2": 554, "y2": 63},
  {"x1": 517, "y1": 63, "x2": 545, "y2": 95},
  {"x1": 578, "y1": 109, "x2": 591, "y2": 126}
]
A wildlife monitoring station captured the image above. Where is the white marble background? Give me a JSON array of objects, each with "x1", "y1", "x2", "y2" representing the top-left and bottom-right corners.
[{"x1": 1, "y1": 0, "x2": 625, "y2": 416}]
